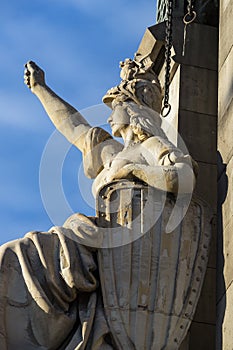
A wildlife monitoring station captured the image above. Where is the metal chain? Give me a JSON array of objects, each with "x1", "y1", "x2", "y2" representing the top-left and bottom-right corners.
[
  {"x1": 183, "y1": 0, "x2": 196, "y2": 25},
  {"x1": 161, "y1": 0, "x2": 173, "y2": 117},
  {"x1": 182, "y1": 0, "x2": 196, "y2": 56}
]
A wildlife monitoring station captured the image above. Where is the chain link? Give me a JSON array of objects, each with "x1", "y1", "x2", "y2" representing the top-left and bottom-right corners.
[
  {"x1": 183, "y1": 0, "x2": 196, "y2": 24},
  {"x1": 161, "y1": 0, "x2": 173, "y2": 117},
  {"x1": 182, "y1": 0, "x2": 196, "y2": 55},
  {"x1": 187, "y1": 0, "x2": 193, "y2": 15}
]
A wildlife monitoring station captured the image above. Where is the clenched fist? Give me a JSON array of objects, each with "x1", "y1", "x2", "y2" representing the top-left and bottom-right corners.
[{"x1": 24, "y1": 61, "x2": 45, "y2": 93}]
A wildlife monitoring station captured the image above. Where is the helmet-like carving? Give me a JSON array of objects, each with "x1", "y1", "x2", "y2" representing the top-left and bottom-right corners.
[{"x1": 103, "y1": 58, "x2": 162, "y2": 113}]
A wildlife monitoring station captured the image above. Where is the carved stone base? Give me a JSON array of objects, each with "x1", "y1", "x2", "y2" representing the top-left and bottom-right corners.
[{"x1": 96, "y1": 181, "x2": 212, "y2": 349}]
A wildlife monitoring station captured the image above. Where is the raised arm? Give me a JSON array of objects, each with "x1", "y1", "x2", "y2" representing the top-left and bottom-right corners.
[{"x1": 24, "y1": 61, "x2": 91, "y2": 152}]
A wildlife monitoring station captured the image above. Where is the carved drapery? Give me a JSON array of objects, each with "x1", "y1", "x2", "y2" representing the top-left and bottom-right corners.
[{"x1": 96, "y1": 181, "x2": 212, "y2": 349}]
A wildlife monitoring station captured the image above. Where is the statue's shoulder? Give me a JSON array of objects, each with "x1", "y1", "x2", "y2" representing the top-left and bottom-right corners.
[
  {"x1": 84, "y1": 127, "x2": 123, "y2": 153},
  {"x1": 83, "y1": 127, "x2": 123, "y2": 179},
  {"x1": 142, "y1": 135, "x2": 175, "y2": 154},
  {"x1": 84, "y1": 127, "x2": 112, "y2": 147}
]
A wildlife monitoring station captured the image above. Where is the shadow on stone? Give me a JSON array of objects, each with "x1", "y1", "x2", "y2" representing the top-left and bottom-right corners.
[{"x1": 216, "y1": 151, "x2": 228, "y2": 350}]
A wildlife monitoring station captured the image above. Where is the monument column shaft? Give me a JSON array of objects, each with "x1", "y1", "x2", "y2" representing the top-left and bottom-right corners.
[
  {"x1": 175, "y1": 24, "x2": 217, "y2": 350},
  {"x1": 136, "y1": 19, "x2": 218, "y2": 349},
  {"x1": 217, "y1": 0, "x2": 233, "y2": 348}
]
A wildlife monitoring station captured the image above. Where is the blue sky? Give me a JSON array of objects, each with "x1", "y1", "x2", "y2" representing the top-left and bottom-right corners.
[{"x1": 0, "y1": 0, "x2": 157, "y2": 244}]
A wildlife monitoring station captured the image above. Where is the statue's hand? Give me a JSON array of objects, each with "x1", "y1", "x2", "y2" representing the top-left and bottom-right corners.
[
  {"x1": 109, "y1": 163, "x2": 135, "y2": 181},
  {"x1": 24, "y1": 61, "x2": 45, "y2": 93}
]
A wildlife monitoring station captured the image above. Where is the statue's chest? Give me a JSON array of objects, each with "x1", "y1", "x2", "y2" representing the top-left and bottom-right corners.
[{"x1": 112, "y1": 143, "x2": 155, "y2": 166}]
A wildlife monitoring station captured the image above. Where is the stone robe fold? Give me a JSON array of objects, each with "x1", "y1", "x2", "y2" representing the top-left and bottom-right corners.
[{"x1": 0, "y1": 226, "x2": 112, "y2": 350}]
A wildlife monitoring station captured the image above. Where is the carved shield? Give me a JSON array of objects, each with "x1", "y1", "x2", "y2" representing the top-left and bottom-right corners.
[{"x1": 96, "y1": 181, "x2": 212, "y2": 349}]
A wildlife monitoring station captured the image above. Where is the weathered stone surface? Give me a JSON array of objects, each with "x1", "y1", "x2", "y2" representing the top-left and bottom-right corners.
[
  {"x1": 219, "y1": 0, "x2": 233, "y2": 69},
  {"x1": 193, "y1": 267, "x2": 216, "y2": 324},
  {"x1": 145, "y1": 22, "x2": 218, "y2": 72},
  {"x1": 208, "y1": 215, "x2": 217, "y2": 269},
  {"x1": 218, "y1": 0, "x2": 233, "y2": 346},
  {"x1": 188, "y1": 322, "x2": 215, "y2": 349},
  {"x1": 221, "y1": 155, "x2": 233, "y2": 231},
  {"x1": 216, "y1": 290, "x2": 225, "y2": 350},
  {"x1": 179, "y1": 333, "x2": 190, "y2": 350},
  {"x1": 221, "y1": 216, "x2": 233, "y2": 291},
  {"x1": 174, "y1": 24, "x2": 218, "y2": 71},
  {"x1": 180, "y1": 65, "x2": 218, "y2": 116},
  {"x1": 136, "y1": 25, "x2": 164, "y2": 66},
  {"x1": 218, "y1": 96, "x2": 233, "y2": 164},
  {"x1": 217, "y1": 159, "x2": 228, "y2": 303},
  {"x1": 97, "y1": 184, "x2": 212, "y2": 349},
  {"x1": 216, "y1": 221, "x2": 226, "y2": 306},
  {"x1": 218, "y1": 46, "x2": 233, "y2": 119},
  {"x1": 194, "y1": 162, "x2": 217, "y2": 210},
  {"x1": 178, "y1": 110, "x2": 217, "y2": 164},
  {"x1": 217, "y1": 281, "x2": 233, "y2": 350},
  {"x1": 221, "y1": 0, "x2": 232, "y2": 14}
]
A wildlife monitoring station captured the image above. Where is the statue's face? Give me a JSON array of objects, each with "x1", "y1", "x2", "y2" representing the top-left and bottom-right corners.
[{"x1": 108, "y1": 104, "x2": 130, "y2": 137}]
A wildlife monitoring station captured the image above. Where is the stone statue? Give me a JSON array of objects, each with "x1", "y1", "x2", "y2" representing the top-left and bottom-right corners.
[{"x1": 0, "y1": 58, "x2": 211, "y2": 349}]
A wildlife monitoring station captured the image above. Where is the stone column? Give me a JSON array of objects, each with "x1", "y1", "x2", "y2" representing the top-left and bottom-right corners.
[
  {"x1": 217, "y1": 0, "x2": 233, "y2": 347},
  {"x1": 136, "y1": 18, "x2": 218, "y2": 349},
  {"x1": 175, "y1": 22, "x2": 217, "y2": 350}
]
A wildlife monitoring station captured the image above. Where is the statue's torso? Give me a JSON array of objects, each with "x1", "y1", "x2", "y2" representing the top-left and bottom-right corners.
[{"x1": 92, "y1": 139, "x2": 158, "y2": 195}]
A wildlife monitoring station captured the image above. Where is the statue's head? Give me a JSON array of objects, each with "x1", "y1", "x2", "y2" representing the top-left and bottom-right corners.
[
  {"x1": 103, "y1": 58, "x2": 162, "y2": 114},
  {"x1": 108, "y1": 100, "x2": 166, "y2": 140},
  {"x1": 104, "y1": 58, "x2": 164, "y2": 139}
]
